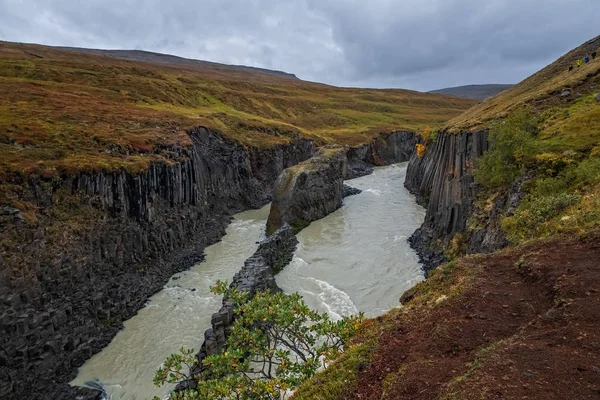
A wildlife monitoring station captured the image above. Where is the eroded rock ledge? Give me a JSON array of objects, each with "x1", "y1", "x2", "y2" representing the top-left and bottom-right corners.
[{"x1": 266, "y1": 147, "x2": 348, "y2": 235}]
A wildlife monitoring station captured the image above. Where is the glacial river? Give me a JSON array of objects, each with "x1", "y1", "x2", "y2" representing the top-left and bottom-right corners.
[{"x1": 72, "y1": 163, "x2": 425, "y2": 399}]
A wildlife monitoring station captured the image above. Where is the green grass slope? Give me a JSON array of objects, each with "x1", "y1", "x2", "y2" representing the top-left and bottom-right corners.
[{"x1": 0, "y1": 41, "x2": 474, "y2": 180}]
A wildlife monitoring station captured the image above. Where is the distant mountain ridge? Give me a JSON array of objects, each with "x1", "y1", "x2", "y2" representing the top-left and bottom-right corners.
[
  {"x1": 429, "y1": 84, "x2": 513, "y2": 101},
  {"x1": 54, "y1": 46, "x2": 299, "y2": 79}
]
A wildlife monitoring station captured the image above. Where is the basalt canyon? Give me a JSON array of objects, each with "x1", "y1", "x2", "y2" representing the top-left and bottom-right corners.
[{"x1": 1, "y1": 27, "x2": 600, "y2": 400}]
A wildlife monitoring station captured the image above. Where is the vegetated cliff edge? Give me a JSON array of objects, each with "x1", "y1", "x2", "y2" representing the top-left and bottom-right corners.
[{"x1": 0, "y1": 128, "x2": 418, "y2": 400}]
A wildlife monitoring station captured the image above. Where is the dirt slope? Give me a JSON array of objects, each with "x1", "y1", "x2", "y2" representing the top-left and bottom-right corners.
[{"x1": 357, "y1": 236, "x2": 599, "y2": 399}]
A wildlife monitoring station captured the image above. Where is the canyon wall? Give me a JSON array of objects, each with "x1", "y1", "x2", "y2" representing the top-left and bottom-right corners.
[
  {"x1": 0, "y1": 128, "x2": 315, "y2": 400},
  {"x1": 404, "y1": 130, "x2": 489, "y2": 271},
  {"x1": 346, "y1": 130, "x2": 419, "y2": 179},
  {"x1": 0, "y1": 127, "x2": 418, "y2": 399},
  {"x1": 405, "y1": 130, "x2": 520, "y2": 274}
]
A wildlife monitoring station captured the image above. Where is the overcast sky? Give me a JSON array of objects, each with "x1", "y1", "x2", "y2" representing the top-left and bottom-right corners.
[{"x1": 0, "y1": 0, "x2": 598, "y2": 91}]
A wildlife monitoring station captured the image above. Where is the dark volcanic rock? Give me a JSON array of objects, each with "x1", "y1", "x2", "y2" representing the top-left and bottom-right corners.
[
  {"x1": 0, "y1": 128, "x2": 315, "y2": 400},
  {"x1": 404, "y1": 130, "x2": 489, "y2": 274},
  {"x1": 404, "y1": 130, "x2": 523, "y2": 274},
  {"x1": 266, "y1": 147, "x2": 347, "y2": 235},
  {"x1": 0, "y1": 126, "x2": 419, "y2": 399},
  {"x1": 343, "y1": 185, "x2": 362, "y2": 198},
  {"x1": 345, "y1": 130, "x2": 419, "y2": 179}
]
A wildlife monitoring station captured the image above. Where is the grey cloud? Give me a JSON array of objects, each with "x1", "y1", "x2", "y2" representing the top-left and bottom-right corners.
[{"x1": 0, "y1": 0, "x2": 598, "y2": 90}]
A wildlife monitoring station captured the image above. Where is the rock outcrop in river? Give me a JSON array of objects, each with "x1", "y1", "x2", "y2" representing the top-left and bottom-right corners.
[{"x1": 266, "y1": 147, "x2": 348, "y2": 235}]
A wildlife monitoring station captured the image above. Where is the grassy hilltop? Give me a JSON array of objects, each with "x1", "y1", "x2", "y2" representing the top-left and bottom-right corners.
[{"x1": 0, "y1": 41, "x2": 473, "y2": 180}]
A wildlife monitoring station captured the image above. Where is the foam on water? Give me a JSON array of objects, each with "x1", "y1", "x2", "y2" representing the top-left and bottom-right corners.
[{"x1": 306, "y1": 277, "x2": 358, "y2": 320}]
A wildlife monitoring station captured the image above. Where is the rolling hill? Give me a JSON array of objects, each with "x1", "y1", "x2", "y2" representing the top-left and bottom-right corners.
[
  {"x1": 447, "y1": 35, "x2": 600, "y2": 132},
  {"x1": 0, "y1": 41, "x2": 475, "y2": 180},
  {"x1": 429, "y1": 84, "x2": 513, "y2": 101},
  {"x1": 54, "y1": 46, "x2": 299, "y2": 79}
]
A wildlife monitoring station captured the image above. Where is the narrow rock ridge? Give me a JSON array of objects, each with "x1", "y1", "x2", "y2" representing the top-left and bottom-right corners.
[
  {"x1": 177, "y1": 225, "x2": 298, "y2": 392},
  {"x1": 266, "y1": 146, "x2": 347, "y2": 235}
]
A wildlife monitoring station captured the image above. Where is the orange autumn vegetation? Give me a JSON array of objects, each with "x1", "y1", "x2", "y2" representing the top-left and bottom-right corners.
[
  {"x1": 416, "y1": 143, "x2": 426, "y2": 159},
  {"x1": 0, "y1": 41, "x2": 475, "y2": 180}
]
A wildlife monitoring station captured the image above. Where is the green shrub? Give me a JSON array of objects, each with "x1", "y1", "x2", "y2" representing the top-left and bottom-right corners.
[
  {"x1": 430, "y1": 129, "x2": 438, "y2": 143},
  {"x1": 153, "y1": 281, "x2": 363, "y2": 400},
  {"x1": 502, "y1": 192, "x2": 581, "y2": 242},
  {"x1": 535, "y1": 155, "x2": 600, "y2": 196},
  {"x1": 475, "y1": 109, "x2": 539, "y2": 189}
]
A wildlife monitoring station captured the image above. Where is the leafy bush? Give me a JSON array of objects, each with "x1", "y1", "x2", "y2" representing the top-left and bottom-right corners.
[
  {"x1": 475, "y1": 110, "x2": 539, "y2": 189},
  {"x1": 421, "y1": 125, "x2": 432, "y2": 142},
  {"x1": 153, "y1": 281, "x2": 363, "y2": 400},
  {"x1": 535, "y1": 156, "x2": 600, "y2": 196},
  {"x1": 502, "y1": 192, "x2": 581, "y2": 242},
  {"x1": 416, "y1": 143, "x2": 426, "y2": 159}
]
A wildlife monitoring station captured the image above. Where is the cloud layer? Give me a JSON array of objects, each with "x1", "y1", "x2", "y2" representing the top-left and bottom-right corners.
[{"x1": 1, "y1": 0, "x2": 598, "y2": 90}]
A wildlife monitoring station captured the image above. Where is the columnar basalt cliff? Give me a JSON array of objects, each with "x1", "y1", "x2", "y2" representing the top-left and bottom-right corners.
[
  {"x1": 0, "y1": 128, "x2": 315, "y2": 400},
  {"x1": 345, "y1": 130, "x2": 420, "y2": 179},
  {"x1": 0, "y1": 125, "x2": 419, "y2": 399},
  {"x1": 266, "y1": 147, "x2": 348, "y2": 235},
  {"x1": 404, "y1": 130, "x2": 490, "y2": 271}
]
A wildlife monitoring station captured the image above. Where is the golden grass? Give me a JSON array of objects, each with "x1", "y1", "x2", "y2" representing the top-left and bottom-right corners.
[
  {"x1": 0, "y1": 41, "x2": 474, "y2": 178},
  {"x1": 447, "y1": 35, "x2": 600, "y2": 132}
]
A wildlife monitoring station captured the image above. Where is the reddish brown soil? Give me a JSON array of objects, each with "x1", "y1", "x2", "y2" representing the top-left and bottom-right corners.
[{"x1": 350, "y1": 236, "x2": 600, "y2": 399}]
